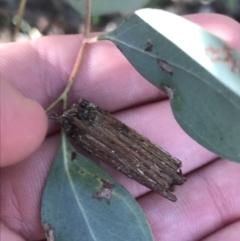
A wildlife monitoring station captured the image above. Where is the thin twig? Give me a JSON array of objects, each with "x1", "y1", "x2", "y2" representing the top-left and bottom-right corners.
[
  {"x1": 12, "y1": 0, "x2": 27, "y2": 41},
  {"x1": 46, "y1": 0, "x2": 94, "y2": 112},
  {"x1": 84, "y1": 0, "x2": 92, "y2": 38},
  {"x1": 46, "y1": 39, "x2": 87, "y2": 112}
]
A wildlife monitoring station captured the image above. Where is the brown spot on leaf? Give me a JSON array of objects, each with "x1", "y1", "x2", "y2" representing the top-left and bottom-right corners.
[
  {"x1": 205, "y1": 45, "x2": 240, "y2": 72},
  {"x1": 70, "y1": 151, "x2": 77, "y2": 161},
  {"x1": 43, "y1": 223, "x2": 55, "y2": 241},
  {"x1": 101, "y1": 179, "x2": 115, "y2": 190},
  {"x1": 157, "y1": 58, "x2": 173, "y2": 76},
  {"x1": 145, "y1": 41, "x2": 153, "y2": 52},
  {"x1": 160, "y1": 83, "x2": 174, "y2": 100},
  {"x1": 92, "y1": 179, "x2": 115, "y2": 201}
]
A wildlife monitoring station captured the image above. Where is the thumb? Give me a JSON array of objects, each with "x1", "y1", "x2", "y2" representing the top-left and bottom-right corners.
[{"x1": 0, "y1": 79, "x2": 47, "y2": 167}]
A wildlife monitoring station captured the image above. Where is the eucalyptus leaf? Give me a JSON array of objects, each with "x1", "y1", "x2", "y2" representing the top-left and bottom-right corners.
[
  {"x1": 65, "y1": 0, "x2": 149, "y2": 16},
  {"x1": 98, "y1": 8, "x2": 240, "y2": 162},
  {"x1": 41, "y1": 133, "x2": 153, "y2": 241}
]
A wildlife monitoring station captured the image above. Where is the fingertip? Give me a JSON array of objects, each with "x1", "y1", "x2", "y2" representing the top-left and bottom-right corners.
[{"x1": 0, "y1": 79, "x2": 48, "y2": 167}]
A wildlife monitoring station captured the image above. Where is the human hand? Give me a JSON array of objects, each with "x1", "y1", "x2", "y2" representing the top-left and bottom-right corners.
[{"x1": 1, "y1": 14, "x2": 240, "y2": 241}]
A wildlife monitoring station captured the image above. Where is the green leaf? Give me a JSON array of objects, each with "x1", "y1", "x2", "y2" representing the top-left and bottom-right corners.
[
  {"x1": 41, "y1": 133, "x2": 153, "y2": 241},
  {"x1": 65, "y1": 0, "x2": 149, "y2": 16},
  {"x1": 98, "y1": 9, "x2": 240, "y2": 162}
]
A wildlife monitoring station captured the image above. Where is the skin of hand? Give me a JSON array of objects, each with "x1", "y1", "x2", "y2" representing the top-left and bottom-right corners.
[{"x1": 1, "y1": 13, "x2": 240, "y2": 241}]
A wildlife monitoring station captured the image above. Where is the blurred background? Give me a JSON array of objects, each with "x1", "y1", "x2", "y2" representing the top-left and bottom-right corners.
[{"x1": 0, "y1": 0, "x2": 239, "y2": 42}]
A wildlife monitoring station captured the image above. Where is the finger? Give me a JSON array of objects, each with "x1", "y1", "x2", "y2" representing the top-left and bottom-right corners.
[
  {"x1": 0, "y1": 14, "x2": 239, "y2": 114},
  {"x1": 0, "y1": 134, "x2": 60, "y2": 240},
  {"x1": 0, "y1": 35, "x2": 163, "y2": 113},
  {"x1": 202, "y1": 220, "x2": 240, "y2": 241},
  {"x1": 137, "y1": 159, "x2": 240, "y2": 241},
  {"x1": 0, "y1": 79, "x2": 47, "y2": 167}
]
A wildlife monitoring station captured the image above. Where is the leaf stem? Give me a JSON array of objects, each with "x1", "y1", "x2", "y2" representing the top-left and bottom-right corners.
[
  {"x1": 84, "y1": 0, "x2": 92, "y2": 38},
  {"x1": 45, "y1": 39, "x2": 85, "y2": 112},
  {"x1": 46, "y1": 0, "x2": 94, "y2": 112}
]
